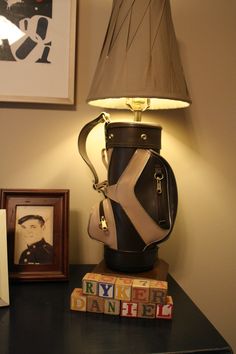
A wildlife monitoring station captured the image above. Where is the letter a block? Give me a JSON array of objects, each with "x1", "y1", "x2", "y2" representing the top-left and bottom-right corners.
[
  {"x1": 131, "y1": 279, "x2": 150, "y2": 302},
  {"x1": 156, "y1": 296, "x2": 173, "y2": 319},
  {"x1": 149, "y1": 279, "x2": 168, "y2": 304},
  {"x1": 115, "y1": 277, "x2": 133, "y2": 301},
  {"x1": 70, "y1": 288, "x2": 87, "y2": 312},
  {"x1": 121, "y1": 301, "x2": 138, "y2": 317},
  {"x1": 138, "y1": 302, "x2": 156, "y2": 319},
  {"x1": 87, "y1": 295, "x2": 104, "y2": 313},
  {"x1": 82, "y1": 273, "x2": 101, "y2": 296},
  {"x1": 104, "y1": 299, "x2": 120, "y2": 316},
  {"x1": 98, "y1": 275, "x2": 116, "y2": 299}
]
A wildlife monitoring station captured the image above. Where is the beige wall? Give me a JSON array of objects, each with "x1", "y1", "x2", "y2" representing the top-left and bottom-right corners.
[{"x1": 0, "y1": 0, "x2": 235, "y2": 351}]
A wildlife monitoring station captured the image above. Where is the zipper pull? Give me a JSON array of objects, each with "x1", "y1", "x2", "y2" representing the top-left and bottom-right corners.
[
  {"x1": 154, "y1": 169, "x2": 164, "y2": 194},
  {"x1": 99, "y1": 216, "x2": 108, "y2": 231}
]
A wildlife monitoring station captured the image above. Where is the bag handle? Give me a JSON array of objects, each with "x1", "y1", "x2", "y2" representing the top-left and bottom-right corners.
[{"x1": 78, "y1": 112, "x2": 110, "y2": 191}]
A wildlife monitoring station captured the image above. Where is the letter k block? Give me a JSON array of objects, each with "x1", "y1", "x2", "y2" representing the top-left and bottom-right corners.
[{"x1": 114, "y1": 277, "x2": 133, "y2": 301}]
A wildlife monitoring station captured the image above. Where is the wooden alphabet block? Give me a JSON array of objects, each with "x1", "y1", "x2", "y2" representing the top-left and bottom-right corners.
[
  {"x1": 120, "y1": 301, "x2": 138, "y2": 318},
  {"x1": 87, "y1": 295, "x2": 104, "y2": 313},
  {"x1": 70, "y1": 288, "x2": 87, "y2": 312},
  {"x1": 131, "y1": 279, "x2": 150, "y2": 302},
  {"x1": 82, "y1": 273, "x2": 101, "y2": 296},
  {"x1": 138, "y1": 302, "x2": 156, "y2": 319},
  {"x1": 98, "y1": 275, "x2": 116, "y2": 299},
  {"x1": 156, "y1": 296, "x2": 173, "y2": 319},
  {"x1": 104, "y1": 299, "x2": 120, "y2": 315},
  {"x1": 149, "y1": 279, "x2": 168, "y2": 304},
  {"x1": 114, "y1": 277, "x2": 133, "y2": 301}
]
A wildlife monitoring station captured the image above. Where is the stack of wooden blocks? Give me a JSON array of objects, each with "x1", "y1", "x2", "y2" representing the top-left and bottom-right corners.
[{"x1": 70, "y1": 272, "x2": 173, "y2": 319}]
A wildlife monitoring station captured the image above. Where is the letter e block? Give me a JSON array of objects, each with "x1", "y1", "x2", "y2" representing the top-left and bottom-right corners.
[
  {"x1": 149, "y1": 279, "x2": 168, "y2": 304},
  {"x1": 98, "y1": 275, "x2": 116, "y2": 299},
  {"x1": 138, "y1": 302, "x2": 156, "y2": 319},
  {"x1": 104, "y1": 299, "x2": 120, "y2": 315},
  {"x1": 70, "y1": 288, "x2": 87, "y2": 312},
  {"x1": 121, "y1": 301, "x2": 138, "y2": 317},
  {"x1": 115, "y1": 277, "x2": 133, "y2": 301},
  {"x1": 156, "y1": 296, "x2": 173, "y2": 319},
  {"x1": 87, "y1": 295, "x2": 104, "y2": 313},
  {"x1": 82, "y1": 273, "x2": 100, "y2": 295},
  {"x1": 131, "y1": 279, "x2": 150, "y2": 302}
]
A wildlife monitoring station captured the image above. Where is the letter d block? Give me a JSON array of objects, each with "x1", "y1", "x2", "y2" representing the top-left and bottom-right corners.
[
  {"x1": 138, "y1": 302, "x2": 156, "y2": 319},
  {"x1": 87, "y1": 295, "x2": 104, "y2": 313},
  {"x1": 98, "y1": 275, "x2": 116, "y2": 299},
  {"x1": 104, "y1": 299, "x2": 120, "y2": 315},
  {"x1": 121, "y1": 301, "x2": 138, "y2": 318},
  {"x1": 70, "y1": 288, "x2": 87, "y2": 312},
  {"x1": 149, "y1": 279, "x2": 168, "y2": 304},
  {"x1": 131, "y1": 279, "x2": 150, "y2": 302},
  {"x1": 114, "y1": 277, "x2": 133, "y2": 301},
  {"x1": 156, "y1": 296, "x2": 173, "y2": 319},
  {"x1": 82, "y1": 273, "x2": 100, "y2": 295}
]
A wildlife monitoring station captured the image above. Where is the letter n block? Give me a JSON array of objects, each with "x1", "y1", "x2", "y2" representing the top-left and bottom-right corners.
[
  {"x1": 87, "y1": 295, "x2": 104, "y2": 313},
  {"x1": 114, "y1": 277, "x2": 133, "y2": 301},
  {"x1": 120, "y1": 301, "x2": 138, "y2": 318},
  {"x1": 138, "y1": 302, "x2": 156, "y2": 319},
  {"x1": 82, "y1": 273, "x2": 101, "y2": 295},
  {"x1": 98, "y1": 275, "x2": 116, "y2": 299},
  {"x1": 131, "y1": 279, "x2": 150, "y2": 302},
  {"x1": 70, "y1": 288, "x2": 87, "y2": 312},
  {"x1": 104, "y1": 299, "x2": 120, "y2": 316},
  {"x1": 156, "y1": 296, "x2": 173, "y2": 319},
  {"x1": 149, "y1": 279, "x2": 168, "y2": 304}
]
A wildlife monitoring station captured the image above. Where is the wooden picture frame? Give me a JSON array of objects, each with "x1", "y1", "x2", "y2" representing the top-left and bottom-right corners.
[
  {"x1": 0, "y1": 209, "x2": 10, "y2": 306},
  {"x1": 0, "y1": 1, "x2": 77, "y2": 104},
  {"x1": 0, "y1": 189, "x2": 69, "y2": 282}
]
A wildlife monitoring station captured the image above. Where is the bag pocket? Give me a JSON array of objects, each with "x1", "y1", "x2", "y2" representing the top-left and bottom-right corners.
[{"x1": 87, "y1": 198, "x2": 117, "y2": 250}]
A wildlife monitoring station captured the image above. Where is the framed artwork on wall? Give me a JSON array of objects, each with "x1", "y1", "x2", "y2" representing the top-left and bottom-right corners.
[
  {"x1": 0, "y1": 209, "x2": 10, "y2": 307},
  {"x1": 0, "y1": 0, "x2": 77, "y2": 104},
  {"x1": 0, "y1": 189, "x2": 69, "y2": 282}
]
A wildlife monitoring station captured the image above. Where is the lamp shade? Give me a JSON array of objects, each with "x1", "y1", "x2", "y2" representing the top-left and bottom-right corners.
[{"x1": 87, "y1": 0, "x2": 191, "y2": 110}]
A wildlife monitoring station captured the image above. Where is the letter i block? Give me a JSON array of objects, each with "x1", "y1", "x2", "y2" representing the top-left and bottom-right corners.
[
  {"x1": 87, "y1": 295, "x2": 104, "y2": 313},
  {"x1": 149, "y1": 279, "x2": 168, "y2": 304},
  {"x1": 70, "y1": 288, "x2": 87, "y2": 312},
  {"x1": 82, "y1": 273, "x2": 101, "y2": 296},
  {"x1": 156, "y1": 296, "x2": 173, "y2": 319},
  {"x1": 131, "y1": 279, "x2": 150, "y2": 302},
  {"x1": 98, "y1": 275, "x2": 116, "y2": 299},
  {"x1": 104, "y1": 299, "x2": 120, "y2": 316},
  {"x1": 121, "y1": 301, "x2": 138, "y2": 318},
  {"x1": 138, "y1": 302, "x2": 156, "y2": 319},
  {"x1": 114, "y1": 277, "x2": 133, "y2": 301}
]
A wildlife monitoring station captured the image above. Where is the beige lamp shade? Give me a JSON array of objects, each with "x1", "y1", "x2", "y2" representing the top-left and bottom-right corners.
[{"x1": 87, "y1": 0, "x2": 191, "y2": 110}]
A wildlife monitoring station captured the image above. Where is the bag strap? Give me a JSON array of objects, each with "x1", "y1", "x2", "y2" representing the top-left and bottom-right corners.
[{"x1": 78, "y1": 112, "x2": 110, "y2": 192}]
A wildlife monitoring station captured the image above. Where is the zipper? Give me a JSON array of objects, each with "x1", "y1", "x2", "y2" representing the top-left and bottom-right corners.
[
  {"x1": 154, "y1": 166, "x2": 170, "y2": 229},
  {"x1": 99, "y1": 200, "x2": 108, "y2": 231}
]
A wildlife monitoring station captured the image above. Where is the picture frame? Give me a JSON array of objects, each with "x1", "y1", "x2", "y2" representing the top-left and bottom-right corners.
[
  {"x1": 0, "y1": 189, "x2": 69, "y2": 282},
  {"x1": 0, "y1": 1, "x2": 77, "y2": 104},
  {"x1": 0, "y1": 209, "x2": 10, "y2": 306}
]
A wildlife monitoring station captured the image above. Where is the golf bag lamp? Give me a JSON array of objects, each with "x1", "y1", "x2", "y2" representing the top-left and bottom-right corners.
[{"x1": 82, "y1": 0, "x2": 191, "y2": 272}]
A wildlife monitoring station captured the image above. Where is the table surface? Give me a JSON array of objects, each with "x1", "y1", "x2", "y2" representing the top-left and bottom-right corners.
[{"x1": 0, "y1": 264, "x2": 232, "y2": 354}]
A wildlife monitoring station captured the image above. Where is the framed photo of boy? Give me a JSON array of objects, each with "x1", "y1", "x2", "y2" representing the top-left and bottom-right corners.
[
  {"x1": 0, "y1": 209, "x2": 10, "y2": 306},
  {"x1": 0, "y1": 0, "x2": 77, "y2": 104},
  {"x1": 0, "y1": 189, "x2": 69, "y2": 281}
]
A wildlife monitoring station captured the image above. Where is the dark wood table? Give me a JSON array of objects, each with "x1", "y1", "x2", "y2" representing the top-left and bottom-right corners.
[{"x1": 0, "y1": 265, "x2": 232, "y2": 354}]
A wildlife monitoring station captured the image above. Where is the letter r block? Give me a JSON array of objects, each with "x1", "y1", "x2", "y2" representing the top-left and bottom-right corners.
[
  {"x1": 114, "y1": 277, "x2": 133, "y2": 301},
  {"x1": 149, "y1": 279, "x2": 168, "y2": 304},
  {"x1": 120, "y1": 301, "x2": 138, "y2": 317},
  {"x1": 104, "y1": 299, "x2": 120, "y2": 315},
  {"x1": 70, "y1": 288, "x2": 87, "y2": 312},
  {"x1": 156, "y1": 296, "x2": 173, "y2": 319},
  {"x1": 131, "y1": 279, "x2": 150, "y2": 302},
  {"x1": 82, "y1": 273, "x2": 101, "y2": 295},
  {"x1": 98, "y1": 275, "x2": 116, "y2": 299}
]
